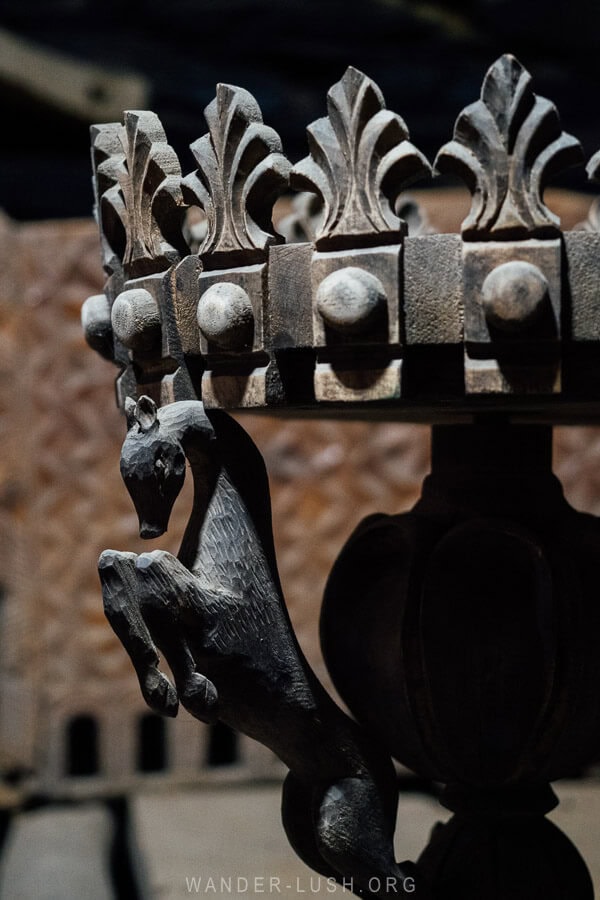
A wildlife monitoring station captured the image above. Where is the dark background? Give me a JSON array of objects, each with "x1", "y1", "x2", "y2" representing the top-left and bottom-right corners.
[{"x1": 2, "y1": 0, "x2": 600, "y2": 220}]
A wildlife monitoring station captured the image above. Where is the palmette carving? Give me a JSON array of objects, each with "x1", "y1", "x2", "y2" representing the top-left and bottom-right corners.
[
  {"x1": 119, "y1": 111, "x2": 188, "y2": 276},
  {"x1": 435, "y1": 54, "x2": 582, "y2": 240},
  {"x1": 292, "y1": 66, "x2": 431, "y2": 249},
  {"x1": 91, "y1": 122, "x2": 127, "y2": 278},
  {"x1": 98, "y1": 397, "x2": 425, "y2": 898},
  {"x1": 182, "y1": 84, "x2": 290, "y2": 265},
  {"x1": 92, "y1": 111, "x2": 188, "y2": 281},
  {"x1": 277, "y1": 191, "x2": 433, "y2": 244}
]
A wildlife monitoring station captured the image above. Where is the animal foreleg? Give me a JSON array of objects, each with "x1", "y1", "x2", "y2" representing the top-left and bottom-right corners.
[
  {"x1": 134, "y1": 550, "x2": 220, "y2": 724},
  {"x1": 98, "y1": 549, "x2": 178, "y2": 716}
]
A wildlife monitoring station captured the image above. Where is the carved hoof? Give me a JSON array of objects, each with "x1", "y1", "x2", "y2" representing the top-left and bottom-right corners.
[
  {"x1": 181, "y1": 672, "x2": 219, "y2": 725},
  {"x1": 98, "y1": 548, "x2": 139, "y2": 571},
  {"x1": 142, "y1": 667, "x2": 179, "y2": 717},
  {"x1": 136, "y1": 548, "x2": 180, "y2": 577},
  {"x1": 136, "y1": 548, "x2": 175, "y2": 566}
]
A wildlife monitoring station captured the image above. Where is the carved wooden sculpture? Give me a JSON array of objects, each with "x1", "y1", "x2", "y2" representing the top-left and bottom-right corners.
[
  {"x1": 99, "y1": 396, "x2": 419, "y2": 897},
  {"x1": 83, "y1": 55, "x2": 600, "y2": 898}
]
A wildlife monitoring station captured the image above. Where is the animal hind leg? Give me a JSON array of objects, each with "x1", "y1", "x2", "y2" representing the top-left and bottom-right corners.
[
  {"x1": 316, "y1": 777, "x2": 425, "y2": 898},
  {"x1": 98, "y1": 550, "x2": 178, "y2": 716},
  {"x1": 281, "y1": 772, "x2": 340, "y2": 883}
]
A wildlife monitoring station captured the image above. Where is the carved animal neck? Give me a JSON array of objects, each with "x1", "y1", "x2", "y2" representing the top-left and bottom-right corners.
[
  {"x1": 164, "y1": 405, "x2": 281, "y2": 592},
  {"x1": 177, "y1": 442, "x2": 220, "y2": 571}
]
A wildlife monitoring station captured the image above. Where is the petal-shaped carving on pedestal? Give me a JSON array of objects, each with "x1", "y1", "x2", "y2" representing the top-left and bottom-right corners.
[
  {"x1": 92, "y1": 111, "x2": 188, "y2": 280},
  {"x1": 435, "y1": 54, "x2": 583, "y2": 240},
  {"x1": 182, "y1": 85, "x2": 291, "y2": 267},
  {"x1": 292, "y1": 66, "x2": 431, "y2": 249}
]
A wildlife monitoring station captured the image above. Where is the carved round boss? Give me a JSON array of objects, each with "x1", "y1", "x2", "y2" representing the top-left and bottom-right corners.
[
  {"x1": 481, "y1": 261, "x2": 549, "y2": 333},
  {"x1": 111, "y1": 288, "x2": 161, "y2": 352},
  {"x1": 81, "y1": 293, "x2": 113, "y2": 360},
  {"x1": 316, "y1": 267, "x2": 387, "y2": 334},
  {"x1": 197, "y1": 282, "x2": 254, "y2": 350}
]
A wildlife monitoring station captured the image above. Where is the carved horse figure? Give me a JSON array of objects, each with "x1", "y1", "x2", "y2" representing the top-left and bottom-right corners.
[{"x1": 99, "y1": 396, "x2": 423, "y2": 897}]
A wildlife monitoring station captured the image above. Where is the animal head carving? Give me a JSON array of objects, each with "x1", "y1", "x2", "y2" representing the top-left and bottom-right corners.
[{"x1": 120, "y1": 396, "x2": 189, "y2": 538}]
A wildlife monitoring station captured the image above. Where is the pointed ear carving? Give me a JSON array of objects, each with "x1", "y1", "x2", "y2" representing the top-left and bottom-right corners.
[
  {"x1": 135, "y1": 395, "x2": 159, "y2": 432},
  {"x1": 124, "y1": 396, "x2": 137, "y2": 430}
]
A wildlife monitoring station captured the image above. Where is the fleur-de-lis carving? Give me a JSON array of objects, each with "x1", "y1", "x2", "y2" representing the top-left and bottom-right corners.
[
  {"x1": 91, "y1": 122, "x2": 127, "y2": 276},
  {"x1": 92, "y1": 112, "x2": 188, "y2": 280},
  {"x1": 182, "y1": 84, "x2": 291, "y2": 266},
  {"x1": 435, "y1": 54, "x2": 583, "y2": 240},
  {"x1": 119, "y1": 111, "x2": 188, "y2": 277},
  {"x1": 291, "y1": 66, "x2": 431, "y2": 249}
]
